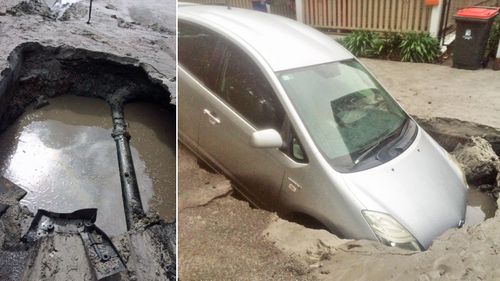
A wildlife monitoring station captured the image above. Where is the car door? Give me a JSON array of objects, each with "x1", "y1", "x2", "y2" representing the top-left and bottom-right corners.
[
  {"x1": 178, "y1": 21, "x2": 225, "y2": 150},
  {"x1": 196, "y1": 36, "x2": 287, "y2": 209}
]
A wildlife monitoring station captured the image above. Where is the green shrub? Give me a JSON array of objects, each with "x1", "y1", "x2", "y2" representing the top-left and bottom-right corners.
[
  {"x1": 487, "y1": 15, "x2": 500, "y2": 57},
  {"x1": 338, "y1": 30, "x2": 440, "y2": 63},
  {"x1": 374, "y1": 32, "x2": 403, "y2": 60},
  {"x1": 400, "y1": 32, "x2": 440, "y2": 63},
  {"x1": 341, "y1": 31, "x2": 380, "y2": 57}
]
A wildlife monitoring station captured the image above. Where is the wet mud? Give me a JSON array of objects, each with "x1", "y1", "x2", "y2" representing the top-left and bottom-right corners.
[
  {"x1": 0, "y1": 95, "x2": 175, "y2": 235},
  {"x1": 1, "y1": 0, "x2": 176, "y2": 278},
  {"x1": 0, "y1": 43, "x2": 176, "y2": 280}
]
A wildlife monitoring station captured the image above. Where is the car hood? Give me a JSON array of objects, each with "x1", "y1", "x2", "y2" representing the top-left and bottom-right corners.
[{"x1": 342, "y1": 129, "x2": 467, "y2": 249}]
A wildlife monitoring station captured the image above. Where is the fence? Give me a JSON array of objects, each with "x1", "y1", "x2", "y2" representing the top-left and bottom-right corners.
[
  {"x1": 303, "y1": 0, "x2": 433, "y2": 32},
  {"x1": 185, "y1": 0, "x2": 251, "y2": 8},
  {"x1": 183, "y1": 0, "x2": 433, "y2": 32},
  {"x1": 270, "y1": 0, "x2": 296, "y2": 19},
  {"x1": 183, "y1": 0, "x2": 500, "y2": 34},
  {"x1": 183, "y1": 0, "x2": 296, "y2": 18}
]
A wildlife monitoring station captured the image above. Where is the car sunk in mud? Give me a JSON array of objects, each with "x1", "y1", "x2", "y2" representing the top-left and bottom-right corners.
[{"x1": 178, "y1": 5, "x2": 468, "y2": 250}]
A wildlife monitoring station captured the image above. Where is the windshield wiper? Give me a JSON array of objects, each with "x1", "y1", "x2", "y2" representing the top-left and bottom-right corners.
[
  {"x1": 353, "y1": 118, "x2": 410, "y2": 165},
  {"x1": 353, "y1": 139, "x2": 383, "y2": 165}
]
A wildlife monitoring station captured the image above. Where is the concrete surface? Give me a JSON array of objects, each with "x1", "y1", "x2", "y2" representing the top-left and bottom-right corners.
[{"x1": 361, "y1": 58, "x2": 500, "y2": 129}]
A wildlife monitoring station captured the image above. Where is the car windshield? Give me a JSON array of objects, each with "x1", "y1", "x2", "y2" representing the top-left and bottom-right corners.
[{"x1": 278, "y1": 59, "x2": 408, "y2": 172}]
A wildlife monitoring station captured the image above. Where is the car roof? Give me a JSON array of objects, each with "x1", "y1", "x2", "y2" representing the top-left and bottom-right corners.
[{"x1": 178, "y1": 5, "x2": 354, "y2": 72}]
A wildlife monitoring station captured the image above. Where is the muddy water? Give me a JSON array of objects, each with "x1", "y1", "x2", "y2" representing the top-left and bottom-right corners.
[
  {"x1": 125, "y1": 102, "x2": 176, "y2": 222},
  {"x1": 0, "y1": 95, "x2": 175, "y2": 236},
  {"x1": 465, "y1": 187, "x2": 497, "y2": 226}
]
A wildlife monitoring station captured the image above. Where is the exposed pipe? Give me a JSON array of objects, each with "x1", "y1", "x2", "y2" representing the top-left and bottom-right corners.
[
  {"x1": 87, "y1": 0, "x2": 93, "y2": 24},
  {"x1": 437, "y1": 0, "x2": 451, "y2": 44},
  {"x1": 110, "y1": 93, "x2": 145, "y2": 230},
  {"x1": 442, "y1": 0, "x2": 452, "y2": 46}
]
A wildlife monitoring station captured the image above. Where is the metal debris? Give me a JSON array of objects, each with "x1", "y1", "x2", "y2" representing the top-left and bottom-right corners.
[{"x1": 23, "y1": 209, "x2": 127, "y2": 280}]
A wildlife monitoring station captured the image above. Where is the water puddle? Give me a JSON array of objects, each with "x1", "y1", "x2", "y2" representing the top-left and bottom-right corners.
[
  {"x1": 125, "y1": 102, "x2": 176, "y2": 222},
  {"x1": 0, "y1": 95, "x2": 174, "y2": 236},
  {"x1": 464, "y1": 187, "x2": 497, "y2": 226}
]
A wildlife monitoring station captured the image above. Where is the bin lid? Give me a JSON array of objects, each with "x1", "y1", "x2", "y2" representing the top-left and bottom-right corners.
[{"x1": 456, "y1": 7, "x2": 499, "y2": 19}]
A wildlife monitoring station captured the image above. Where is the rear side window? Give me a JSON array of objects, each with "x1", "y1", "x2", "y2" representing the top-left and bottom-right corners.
[
  {"x1": 178, "y1": 21, "x2": 224, "y2": 90},
  {"x1": 179, "y1": 20, "x2": 285, "y2": 131},
  {"x1": 218, "y1": 43, "x2": 285, "y2": 130}
]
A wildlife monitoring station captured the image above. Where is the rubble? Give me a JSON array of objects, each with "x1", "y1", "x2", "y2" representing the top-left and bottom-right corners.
[
  {"x1": 415, "y1": 116, "x2": 500, "y2": 154},
  {"x1": 452, "y1": 136, "x2": 500, "y2": 185}
]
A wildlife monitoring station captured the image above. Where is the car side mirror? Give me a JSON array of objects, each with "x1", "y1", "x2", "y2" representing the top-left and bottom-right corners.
[{"x1": 250, "y1": 129, "x2": 283, "y2": 149}]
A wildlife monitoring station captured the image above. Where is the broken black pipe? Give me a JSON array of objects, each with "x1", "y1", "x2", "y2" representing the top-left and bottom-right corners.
[{"x1": 110, "y1": 91, "x2": 145, "y2": 230}]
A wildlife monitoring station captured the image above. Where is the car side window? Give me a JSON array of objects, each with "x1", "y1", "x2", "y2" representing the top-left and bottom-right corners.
[
  {"x1": 217, "y1": 42, "x2": 285, "y2": 130},
  {"x1": 281, "y1": 118, "x2": 308, "y2": 163},
  {"x1": 178, "y1": 21, "x2": 224, "y2": 91},
  {"x1": 292, "y1": 136, "x2": 306, "y2": 162}
]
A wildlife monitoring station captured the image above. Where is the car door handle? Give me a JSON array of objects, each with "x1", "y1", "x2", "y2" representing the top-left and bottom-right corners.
[{"x1": 203, "y1": 109, "x2": 220, "y2": 125}]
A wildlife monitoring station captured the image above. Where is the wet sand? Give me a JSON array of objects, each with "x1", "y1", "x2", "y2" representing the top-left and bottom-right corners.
[{"x1": 0, "y1": 95, "x2": 175, "y2": 236}]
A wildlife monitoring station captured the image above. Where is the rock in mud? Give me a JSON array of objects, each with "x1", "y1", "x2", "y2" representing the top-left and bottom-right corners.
[
  {"x1": 33, "y1": 95, "x2": 49, "y2": 109},
  {"x1": 105, "y1": 4, "x2": 118, "y2": 10},
  {"x1": 452, "y1": 136, "x2": 500, "y2": 185},
  {"x1": 0, "y1": 206, "x2": 30, "y2": 243}
]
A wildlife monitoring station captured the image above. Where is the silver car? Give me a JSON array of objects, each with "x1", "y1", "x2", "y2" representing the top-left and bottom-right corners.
[{"x1": 178, "y1": 5, "x2": 468, "y2": 250}]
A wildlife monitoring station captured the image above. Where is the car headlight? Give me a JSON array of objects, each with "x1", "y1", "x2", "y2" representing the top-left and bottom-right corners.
[{"x1": 362, "y1": 210, "x2": 422, "y2": 251}]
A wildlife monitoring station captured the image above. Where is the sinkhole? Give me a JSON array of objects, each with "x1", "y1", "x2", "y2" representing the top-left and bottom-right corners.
[
  {"x1": 0, "y1": 42, "x2": 175, "y2": 237},
  {"x1": 283, "y1": 117, "x2": 500, "y2": 247},
  {"x1": 418, "y1": 117, "x2": 499, "y2": 227}
]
